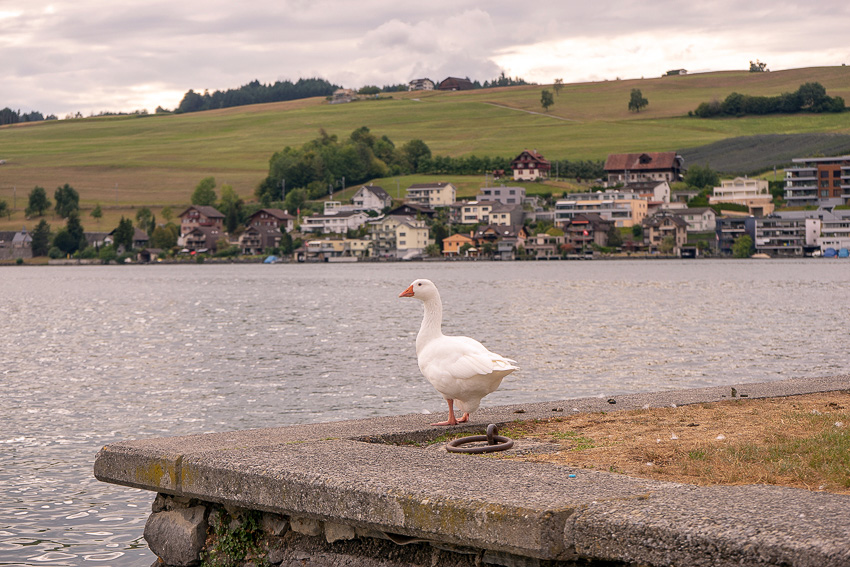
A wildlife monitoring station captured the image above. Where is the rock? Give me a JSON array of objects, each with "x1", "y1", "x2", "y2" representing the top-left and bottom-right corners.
[
  {"x1": 261, "y1": 513, "x2": 289, "y2": 536},
  {"x1": 324, "y1": 522, "x2": 355, "y2": 543},
  {"x1": 144, "y1": 506, "x2": 208, "y2": 567},
  {"x1": 289, "y1": 516, "x2": 322, "y2": 537}
]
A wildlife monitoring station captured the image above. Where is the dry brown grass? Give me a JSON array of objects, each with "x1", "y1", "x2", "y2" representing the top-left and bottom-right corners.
[{"x1": 501, "y1": 392, "x2": 850, "y2": 494}]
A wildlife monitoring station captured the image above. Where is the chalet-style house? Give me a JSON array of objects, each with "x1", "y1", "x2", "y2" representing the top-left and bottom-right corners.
[
  {"x1": 248, "y1": 208, "x2": 295, "y2": 233},
  {"x1": 405, "y1": 182, "x2": 456, "y2": 208},
  {"x1": 352, "y1": 184, "x2": 392, "y2": 212},
  {"x1": 408, "y1": 78, "x2": 435, "y2": 91},
  {"x1": 437, "y1": 77, "x2": 475, "y2": 91},
  {"x1": 239, "y1": 225, "x2": 282, "y2": 255},
  {"x1": 667, "y1": 207, "x2": 717, "y2": 232},
  {"x1": 604, "y1": 152, "x2": 684, "y2": 186},
  {"x1": 563, "y1": 213, "x2": 614, "y2": 250},
  {"x1": 182, "y1": 226, "x2": 222, "y2": 253},
  {"x1": 511, "y1": 150, "x2": 551, "y2": 181},
  {"x1": 179, "y1": 205, "x2": 225, "y2": 236},
  {"x1": 642, "y1": 213, "x2": 689, "y2": 254}
]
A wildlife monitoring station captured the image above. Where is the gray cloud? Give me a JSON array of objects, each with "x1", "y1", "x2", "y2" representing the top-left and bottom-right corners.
[{"x1": 1, "y1": 1, "x2": 848, "y2": 117}]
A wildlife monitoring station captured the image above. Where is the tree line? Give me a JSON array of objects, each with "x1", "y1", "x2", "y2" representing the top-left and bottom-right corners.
[
  {"x1": 691, "y1": 82, "x2": 845, "y2": 118},
  {"x1": 0, "y1": 107, "x2": 57, "y2": 125},
  {"x1": 175, "y1": 78, "x2": 341, "y2": 113}
]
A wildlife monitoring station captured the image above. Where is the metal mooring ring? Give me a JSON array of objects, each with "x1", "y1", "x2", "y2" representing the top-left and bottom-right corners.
[{"x1": 446, "y1": 424, "x2": 514, "y2": 454}]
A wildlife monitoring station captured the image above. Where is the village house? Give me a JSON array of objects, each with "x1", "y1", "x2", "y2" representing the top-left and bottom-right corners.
[
  {"x1": 304, "y1": 238, "x2": 371, "y2": 260},
  {"x1": 487, "y1": 203, "x2": 524, "y2": 226},
  {"x1": 351, "y1": 184, "x2": 392, "y2": 212},
  {"x1": 666, "y1": 207, "x2": 717, "y2": 232},
  {"x1": 511, "y1": 150, "x2": 551, "y2": 181},
  {"x1": 523, "y1": 232, "x2": 564, "y2": 260},
  {"x1": 555, "y1": 190, "x2": 648, "y2": 228},
  {"x1": 0, "y1": 228, "x2": 32, "y2": 260},
  {"x1": 642, "y1": 213, "x2": 689, "y2": 254},
  {"x1": 386, "y1": 203, "x2": 436, "y2": 219},
  {"x1": 248, "y1": 208, "x2": 295, "y2": 233},
  {"x1": 473, "y1": 224, "x2": 527, "y2": 260},
  {"x1": 238, "y1": 225, "x2": 281, "y2": 255},
  {"x1": 562, "y1": 213, "x2": 614, "y2": 251},
  {"x1": 182, "y1": 226, "x2": 223, "y2": 253},
  {"x1": 367, "y1": 215, "x2": 430, "y2": 259},
  {"x1": 179, "y1": 205, "x2": 225, "y2": 236},
  {"x1": 405, "y1": 182, "x2": 456, "y2": 208},
  {"x1": 408, "y1": 78, "x2": 435, "y2": 91},
  {"x1": 475, "y1": 185, "x2": 526, "y2": 205},
  {"x1": 604, "y1": 152, "x2": 684, "y2": 186},
  {"x1": 300, "y1": 210, "x2": 369, "y2": 234},
  {"x1": 441, "y1": 233, "x2": 475, "y2": 257},
  {"x1": 710, "y1": 177, "x2": 774, "y2": 216},
  {"x1": 458, "y1": 201, "x2": 497, "y2": 224}
]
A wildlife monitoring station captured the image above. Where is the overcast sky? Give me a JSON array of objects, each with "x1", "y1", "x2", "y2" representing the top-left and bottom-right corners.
[{"x1": 3, "y1": 1, "x2": 849, "y2": 118}]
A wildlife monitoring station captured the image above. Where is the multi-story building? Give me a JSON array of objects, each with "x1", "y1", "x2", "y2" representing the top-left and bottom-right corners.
[
  {"x1": 710, "y1": 177, "x2": 774, "y2": 216},
  {"x1": 555, "y1": 190, "x2": 648, "y2": 228},
  {"x1": 458, "y1": 201, "x2": 496, "y2": 224},
  {"x1": 405, "y1": 182, "x2": 456, "y2": 208},
  {"x1": 475, "y1": 185, "x2": 526, "y2": 205},
  {"x1": 754, "y1": 217, "x2": 808, "y2": 257},
  {"x1": 604, "y1": 152, "x2": 684, "y2": 186},
  {"x1": 716, "y1": 217, "x2": 756, "y2": 255},
  {"x1": 666, "y1": 207, "x2": 717, "y2": 232},
  {"x1": 178, "y1": 205, "x2": 225, "y2": 236},
  {"x1": 300, "y1": 211, "x2": 369, "y2": 234},
  {"x1": 351, "y1": 184, "x2": 392, "y2": 212},
  {"x1": 642, "y1": 213, "x2": 688, "y2": 254},
  {"x1": 784, "y1": 155, "x2": 850, "y2": 207}
]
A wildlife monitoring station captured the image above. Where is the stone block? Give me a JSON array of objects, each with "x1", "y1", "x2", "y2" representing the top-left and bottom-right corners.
[
  {"x1": 289, "y1": 515, "x2": 322, "y2": 537},
  {"x1": 324, "y1": 521, "x2": 355, "y2": 543},
  {"x1": 144, "y1": 506, "x2": 208, "y2": 567}
]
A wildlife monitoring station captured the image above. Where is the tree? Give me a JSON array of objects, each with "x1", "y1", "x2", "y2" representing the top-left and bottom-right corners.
[
  {"x1": 749, "y1": 60, "x2": 768, "y2": 72},
  {"x1": 732, "y1": 234, "x2": 754, "y2": 258},
  {"x1": 113, "y1": 217, "x2": 135, "y2": 252},
  {"x1": 161, "y1": 206, "x2": 173, "y2": 223},
  {"x1": 541, "y1": 89, "x2": 554, "y2": 112},
  {"x1": 401, "y1": 139, "x2": 431, "y2": 172},
  {"x1": 219, "y1": 184, "x2": 244, "y2": 233},
  {"x1": 607, "y1": 226, "x2": 623, "y2": 248},
  {"x1": 0, "y1": 199, "x2": 7, "y2": 220},
  {"x1": 628, "y1": 89, "x2": 648, "y2": 112},
  {"x1": 26, "y1": 186, "x2": 51, "y2": 217},
  {"x1": 90, "y1": 203, "x2": 103, "y2": 224},
  {"x1": 53, "y1": 212, "x2": 86, "y2": 255},
  {"x1": 31, "y1": 219, "x2": 51, "y2": 256},
  {"x1": 684, "y1": 164, "x2": 720, "y2": 190},
  {"x1": 135, "y1": 206, "x2": 153, "y2": 230},
  {"x1": 553, "y1": 79, "x2": 564, "y2": 96},
  {"x1": 191, "y1": 177, "x2": 217, "y2": 206},
  {"x1": 150, "y1": 224, "x2": 178, "y2": 249},
  {"x1": 54, "y1": 184, "x2": 80, "y2": 218},
  {"x1": 659, "y1": 235, "x2": 676, "y2": 255}
]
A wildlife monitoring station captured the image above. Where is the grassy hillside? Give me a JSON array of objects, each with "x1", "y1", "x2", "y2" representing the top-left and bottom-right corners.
[{"x1": 1, "y1": 66, "x2": 849, "y2": 231}]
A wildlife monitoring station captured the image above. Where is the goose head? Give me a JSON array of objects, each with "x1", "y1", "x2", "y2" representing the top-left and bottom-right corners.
[{"x1": 399, "y1": 278, "x2": 439, "y2": 302}]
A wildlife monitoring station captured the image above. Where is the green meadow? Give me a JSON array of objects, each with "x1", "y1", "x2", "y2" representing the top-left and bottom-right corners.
[{"x1": 1, "y1": 66, "x2": 850, "y2": 230}]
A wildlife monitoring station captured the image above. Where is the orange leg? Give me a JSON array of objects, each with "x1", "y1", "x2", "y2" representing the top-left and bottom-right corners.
[{"x1": 430, "y1": 399, "x2": 459, "y2": 426}]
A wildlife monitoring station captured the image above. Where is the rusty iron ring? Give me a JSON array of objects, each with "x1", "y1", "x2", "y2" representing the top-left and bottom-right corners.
[{"x1": 446, "y1": 424, "x2": 514, "y2": 454}]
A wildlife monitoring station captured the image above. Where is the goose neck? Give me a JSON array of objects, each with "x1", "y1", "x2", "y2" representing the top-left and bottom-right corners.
[{"x1": 417, "y1": 296, "x2": 443, "y2": 345}]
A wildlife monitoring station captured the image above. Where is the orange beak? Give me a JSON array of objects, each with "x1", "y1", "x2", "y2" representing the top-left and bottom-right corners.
[{"x1": 399, "y1": 284, "x2": 414, "y2": 298}]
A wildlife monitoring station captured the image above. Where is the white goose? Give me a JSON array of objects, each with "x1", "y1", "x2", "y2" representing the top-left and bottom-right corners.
[{"x1": 399, "y1": 279, "x2": 518, "y2": 426}]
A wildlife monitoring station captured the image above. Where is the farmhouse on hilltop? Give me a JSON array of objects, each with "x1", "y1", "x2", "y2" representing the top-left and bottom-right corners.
[
  {"x1": 511, "y1": 150, "x2": 551, "y2": 181},
  {"x1": 604, "y1": 152, "x2": 684, "y2": 186}
]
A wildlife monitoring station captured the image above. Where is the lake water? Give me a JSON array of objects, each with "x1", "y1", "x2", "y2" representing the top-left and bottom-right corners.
[{"x1": 2, "y1": 259, "x2": 848, "y2": 566}]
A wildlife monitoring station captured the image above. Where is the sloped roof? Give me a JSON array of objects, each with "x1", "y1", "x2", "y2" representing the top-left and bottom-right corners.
[
  {"x1": 251, "y1": 208, "x2": 295, "y2": 220},
  {"x1": 179, "y1": 205, "x2": 225, "y2": 218},
  {"x1": 357, "y1": 185, "x2": 390, "y2": 200},
  {"x1": 604, "y1": 152, "x2": 681, "y2": 172},
  {"x1": 511, "y1": 150, "x2": 550, "y2": 167}
]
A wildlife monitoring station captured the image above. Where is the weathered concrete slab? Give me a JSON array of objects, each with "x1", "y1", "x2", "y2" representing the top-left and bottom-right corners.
[{"x1": 94, "y1": 375, "x2": 850, "y2": 566}]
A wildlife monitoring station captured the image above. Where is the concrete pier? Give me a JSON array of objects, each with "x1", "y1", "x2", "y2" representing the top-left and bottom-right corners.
[{"x1": 94, "y1": 376, "x2": 850, "y2": 567}]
